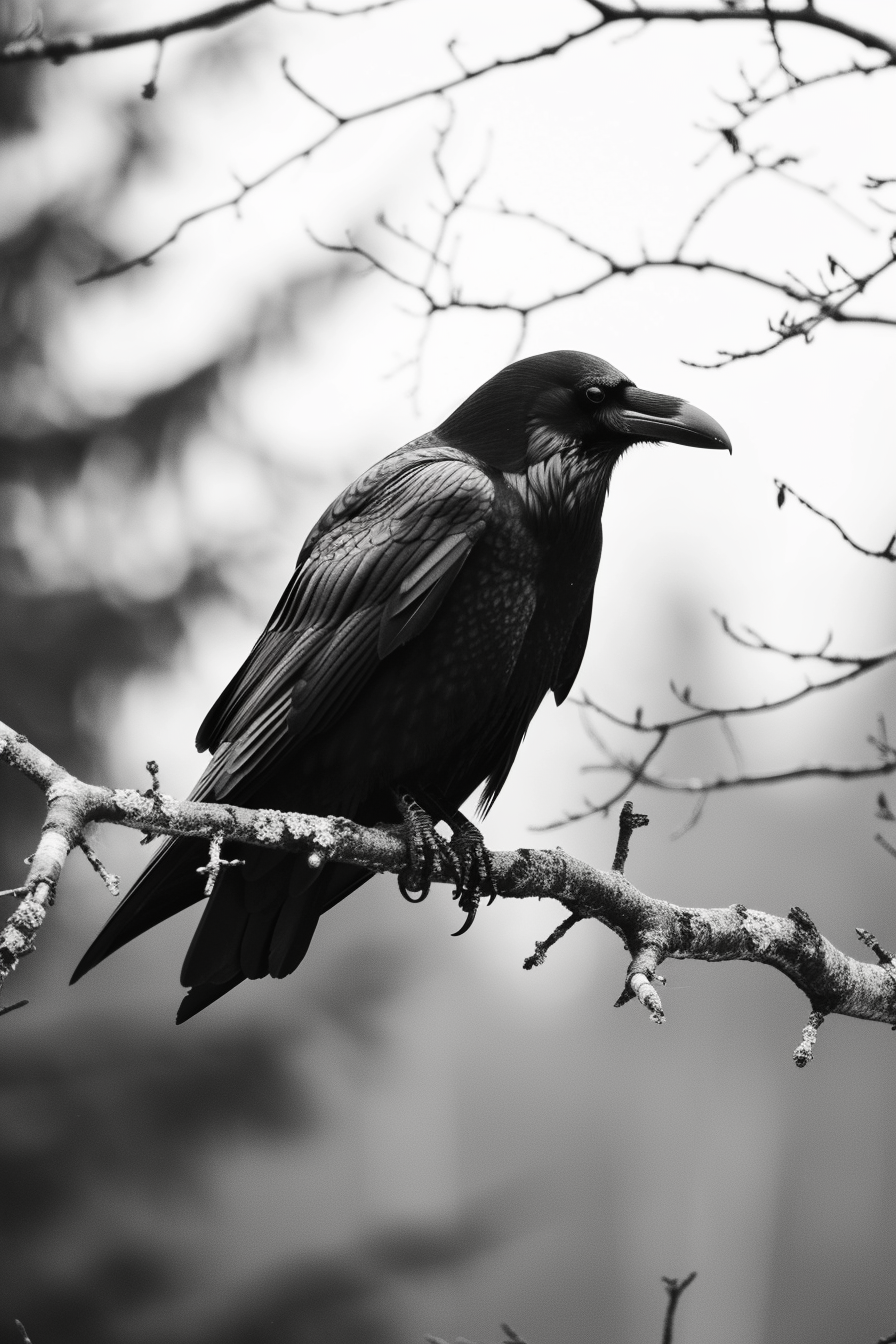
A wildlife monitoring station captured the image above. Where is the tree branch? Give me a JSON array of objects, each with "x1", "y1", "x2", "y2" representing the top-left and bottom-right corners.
[
  {"x1": 549, "y1": 595, "x2": 896, "y2": 822},
  {"x1": 309, "y1": 176, "x2": 896, "y2": 377},
  {"x1": 775, "y1": 479, "x2": 896, "y2": 561},
  {"x1": 583, "y1": 4, "x2": 896, "y2": 65},
  {"x1": 0, "y1": 0, "x2": 408, "y2": 64},
  {"x1": 0, "y1": 0, "x2": 272, "y2": 64},
  {"x1": 5, "y1": 2, "x2": 895, "y2": 70},
  {"x1": 2, "y1": 720, "x2": 896, "y2": 1063},
  {"x1": 66, "y1": 1, "x2": 896, "y2": 295},
  {"x1": 661, "y1": 1270, "x2": 697, "y2": 1344}
]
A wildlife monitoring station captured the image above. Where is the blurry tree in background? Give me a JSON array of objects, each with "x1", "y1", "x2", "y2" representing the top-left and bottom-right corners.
[
  {"x1": 0, "y1": 7, "x2": 327, "y2": 887},
  {"x1": 0, "y1": 9, "x2": 444, "y2": 1343},
  {"x1": 1, "y1": 3, "x2": 895, "y2": 1344}
]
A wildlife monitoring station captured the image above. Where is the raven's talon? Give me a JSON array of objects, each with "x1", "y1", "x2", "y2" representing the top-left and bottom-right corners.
[
  {"x1": 453, "y1": 903, "x2": 478, "y2": 937},
  {"x1": 448, "y1": 821, "x2": 497, "y2": 935},
  {"x1": 395, "y1": 794, "x2": 454, "y2": 904},
  {"x1": 398, "y1": 870, "x2": 429, "y2": 904}
]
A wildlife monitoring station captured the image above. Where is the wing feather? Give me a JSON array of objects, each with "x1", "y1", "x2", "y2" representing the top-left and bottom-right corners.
[
  {"x1": 552, "y1": 589, "x2": 594, "y2": 706},
  {"x1": 193, "y1": 446, "x2": 494, "y2": 801}
]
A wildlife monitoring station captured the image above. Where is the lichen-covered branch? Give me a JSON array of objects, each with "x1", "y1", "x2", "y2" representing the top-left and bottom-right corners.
[{"x1": 2, "y1": 720, "x2": 896, "y2": 1064}]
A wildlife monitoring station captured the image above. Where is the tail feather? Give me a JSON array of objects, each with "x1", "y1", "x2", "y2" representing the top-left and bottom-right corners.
[
  {"x1": 182, "y1": 850, "x2": 374, "y2": 992},
  {"x1": 268, "y1": 860, "x2": 322, "y2": 979},
  {"x1": 176, "y1": 974, "x2": 246, "y2": 1024},
  {"x1": 70, "y1": 837, "x2": 207, "y2": 984},
  {"x1": 72, "y1": 802, "x2": 380, "y2": 1022},
  {"x1": 268, "y1": 860, "x2": 372, "y2": 977},
  {"x1": 180, "y1": 862, "x2": 249, "y2": 987}
]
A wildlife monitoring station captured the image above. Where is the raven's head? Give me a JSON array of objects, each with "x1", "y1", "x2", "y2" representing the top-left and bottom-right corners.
[{"x1": 435, "y1": 349, "x2": 731, "y2": 473}]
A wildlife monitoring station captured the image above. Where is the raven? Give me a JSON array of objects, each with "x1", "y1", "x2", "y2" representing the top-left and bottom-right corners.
[{"x1": 71, "y1": 350, "x2": 730, "y2": 1021}]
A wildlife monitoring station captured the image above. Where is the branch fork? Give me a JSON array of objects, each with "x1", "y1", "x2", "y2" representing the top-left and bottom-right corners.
[{"x1": 196, "y1": 832, "x2": 245, "y2": 897}]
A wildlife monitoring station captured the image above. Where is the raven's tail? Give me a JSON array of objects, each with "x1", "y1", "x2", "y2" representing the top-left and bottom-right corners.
[
  {"x1": 176, "y1": 847, "x2": 372, "y2": 1021},
  {"x1": 70, "y1": 835, "x2": 209, "y2": 985},
  {"x1": 71, "y1": 834, "x2": 373, "y2": 1022}
]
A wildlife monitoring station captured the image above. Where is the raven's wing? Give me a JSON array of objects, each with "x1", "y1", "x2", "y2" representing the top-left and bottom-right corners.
[
  {"x1": 69, "y1": 447, "x2": 494, "y2": 989},
  {"x1": 193, "y1": 446, "x2": 494, "y2": 801},
  {"x1": 552, "y1": 587, "x2": 594, "y2": 706}
]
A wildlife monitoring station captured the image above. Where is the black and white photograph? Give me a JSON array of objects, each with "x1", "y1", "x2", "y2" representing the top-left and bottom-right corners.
[{"x1": 0, "y1": 3, "x2": 894, "y2": 1342}]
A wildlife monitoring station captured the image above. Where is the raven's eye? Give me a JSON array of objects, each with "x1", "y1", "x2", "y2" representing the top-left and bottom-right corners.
[{"x1": 585, "y1": 386, "x2": 605, "y2": 404}]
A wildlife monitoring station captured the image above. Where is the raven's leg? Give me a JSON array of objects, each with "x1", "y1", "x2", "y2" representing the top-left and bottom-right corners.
[
  {"x1": 396, "y1": 791, "x2": 497, "y2": 934},
  {"x1": 439, "y1": 806, "x2": 498, "y2": 936},
  {"x1": 395, "y1": 793, "x2": 455, "y2": 903}
]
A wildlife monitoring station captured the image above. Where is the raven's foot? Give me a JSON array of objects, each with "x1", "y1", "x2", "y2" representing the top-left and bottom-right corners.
[
  {"x1": 396, "y1": 794, "x2": 454, "y2": 903},
  {"x1": 448, "y1": 817, "x2": 497, "y2": 937}
]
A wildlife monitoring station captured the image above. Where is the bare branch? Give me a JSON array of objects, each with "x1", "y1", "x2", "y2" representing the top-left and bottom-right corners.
[
  {"x1": 581, "y1": 4, "x2": 896, "y2": 65},
  {"x1": 298, "y1": 0, "x2": 410, "y2": 14},
  {"x1": 577, "y1": 638, "x2": 895, "y2": 735},
  {"x1": 79, "y1": 840, "x2": 121, "y2": 898},
  {"x1": 426, "y1": 1324, "x2": 528, "y2": 1344},
  {"x1": 523, "y1": 799, "x2": 650, "y2": 971},
  {"x1": 561, "y1": 711, "x2": 896, "y2": 823},
  {"x1": 3, "y1": 721, "x2": 896, "y2": 1059},
  {"x1": 78, "y1": 117, "x2": 345, "y2": 283},
  {"x1": 196, "y1": 831, "x2": 246, "y2": 895},
  {"x1": 661, "y1": 1270, "x2": 697, "y2": 1344},
  {"x1": 579, "y1": 750, "x2": 896, "y2": 805},
  {"x1": 76, "y1": 16, "x2": 608, "y2": 281},
  {"x1": 6, "y1": 1, "x2": 895, "y2": 70},
  {"x1": 775, "y1": 479, "x2": 896, "y2": 561},
  {"x1": 315, "y1": 187, "x2": 896, "y2": 374},
  {"x1": 551, "y1": 616, "x2": 896, "y2": 821},
  {"x1": 876, "y1": 833, "x2": 896, "y2": 863},
  {"x1": 0, "y1": 0, "x2": 409, "y2": 63},
  {"x1": 761, "y1": 0, "x2": 802, "y2": 89},
  {"x1": 793, "y1": 1009, "x2": 824, "y2": 1067},
  {"x1": 67, "y1": 1, "x2": 895, "y2": 292},
  {"x1": 0, "y1": 0, "x2": 272, "y2": 64},
  {"x1": 612, "y1": 798, "x2": 651, "y2": 873}
]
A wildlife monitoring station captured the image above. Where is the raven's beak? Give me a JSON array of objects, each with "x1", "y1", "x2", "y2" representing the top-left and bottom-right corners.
[{"x1": 612, "y1": 386, "x2": 732, "y2": 452}]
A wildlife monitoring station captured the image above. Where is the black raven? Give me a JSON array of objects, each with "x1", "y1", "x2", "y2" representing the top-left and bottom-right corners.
[{"x1": 71, "y1": 350, "x2": 730, "y2": 1021}]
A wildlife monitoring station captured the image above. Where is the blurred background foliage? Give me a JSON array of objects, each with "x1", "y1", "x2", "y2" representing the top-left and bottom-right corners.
[
  {"x1": 0, "y1": 3, "x2": 894, "y2": 1344},
  {"x1": 0, "y1": 9, "x2": 448, "y2": 1341}
]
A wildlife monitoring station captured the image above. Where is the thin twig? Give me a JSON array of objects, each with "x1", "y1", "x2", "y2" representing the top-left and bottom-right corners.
[
  {"x1": 79, "y1": 840, "x2": 121, "y2": 898},
  {"x1": 0, "y1": 0, "x2": 406, "y2": 63},
  {"x1": 793, "y1": 1009, "x2": 825, "y2": 1067},
  {"x1": 775, "y1": 479, "x2": 896, "y2": 561},
  {"x1": 612, "y1": 800, "x2": 650, "y2": 873},
  {"x1": 0, "y1": 0, "x2": 271, "y2": 63},
  {"x1": 63, "y1": 0, "x2": 896, "y2": 321},
  {"x1": 546, "y1": 609, "x2": 896, "y2": 823},
  {"x1": 876, "y1": 833, "x2": 896, "y2": 863},
  {"x1": 661, "y1": 1270, "x2": 697, "y2": 1344}
]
